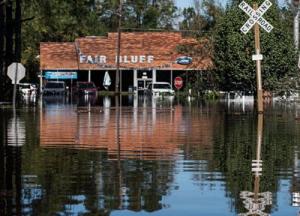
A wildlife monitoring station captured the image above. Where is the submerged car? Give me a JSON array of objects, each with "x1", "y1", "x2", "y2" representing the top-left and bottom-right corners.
[
  {"x1": 146, "y1": 82, "x2": 175, "y2": 96},
  {"x1": 43, "y1": 81, "x2": 66, "y2": 95},
  {"x1": 18, "y1": 83, "x2": 37, "y2": 96},
  {"x1": 75, "y1": 81, "x2": 97, "y2": 95}
]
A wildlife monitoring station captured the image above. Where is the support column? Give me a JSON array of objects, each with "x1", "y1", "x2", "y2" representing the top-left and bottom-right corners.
[
  {"x1": 152, "y1": 69, "x2": 157, "y2": 83},
  {"x1": 120, "y1": 69, "x2": 122, "y2": 93},
  {"x1": 171, "y1": 69, "x2": 173, "y2": 86},
  {"x1": 39, "y1": 70, "x2": 43, "y2": 94},
  {"x1": 134, "y1": 69, "x2": 137, "y2": 94},
  {"x1": 88, "y1": 70, "x2": 91, "y2": 82}
]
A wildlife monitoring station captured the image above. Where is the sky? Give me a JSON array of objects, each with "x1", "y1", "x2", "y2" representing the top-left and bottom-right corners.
[{"x1": 175, "y1": 0, "x2": 286, "y2": 9}]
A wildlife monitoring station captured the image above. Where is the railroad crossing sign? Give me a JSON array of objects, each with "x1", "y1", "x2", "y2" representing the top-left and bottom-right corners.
[
  {"x1": 239, "y1": 1, "x2": 273, "y2": 113},
  {"x1": 239, "y1": 0, "x2": 273, "y2": 34}
]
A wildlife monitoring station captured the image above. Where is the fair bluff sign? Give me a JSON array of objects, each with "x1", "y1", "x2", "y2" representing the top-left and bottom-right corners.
[{"x1": 239, "y1": 0, "x2": 273, "y2": 113}]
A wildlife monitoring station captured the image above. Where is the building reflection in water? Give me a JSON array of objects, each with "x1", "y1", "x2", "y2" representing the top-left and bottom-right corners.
[
  {"x1": 37, "y1": 95, "x2": 217, "y2": 214},
  {"x1": 239, "y1": 114, "x2": 272, "y2": 216},
  {"x1": 40, "y1": 95, "x2": 209, "y2": 160}
]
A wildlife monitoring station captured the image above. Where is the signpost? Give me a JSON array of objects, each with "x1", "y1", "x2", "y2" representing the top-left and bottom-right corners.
[
  {"x1": 174, "y1": 76, "x2": 183, "y2": 90},
  {"x1": 7, "y1": 62, "x2": 26, "y2": 108},
  {"x1": 239, "y1": 0, "x2": 273, "y2": 113}
]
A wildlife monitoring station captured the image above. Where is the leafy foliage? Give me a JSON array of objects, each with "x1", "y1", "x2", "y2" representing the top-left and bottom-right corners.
[
  {"x1": 0, "y1": 0, "x2": 299, "y2": 97},
  {"x1": 213, "y1": 0, "x2": 299, "y2": 93}
]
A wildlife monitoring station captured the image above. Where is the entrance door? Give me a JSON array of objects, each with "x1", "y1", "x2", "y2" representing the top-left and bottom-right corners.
[{"x1": 137, "y1": 79, "x2": 152, "y2": 94}]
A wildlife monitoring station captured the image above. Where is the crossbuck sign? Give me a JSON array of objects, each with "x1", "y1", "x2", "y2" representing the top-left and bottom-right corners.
[{"x1": 239, "y1": 0, "x2": 273, "y2": 34}]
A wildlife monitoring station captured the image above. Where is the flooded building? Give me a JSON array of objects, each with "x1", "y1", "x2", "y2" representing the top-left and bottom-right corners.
[{"x1": 40, "y1": 32, "x2": 212, "y2": 92}]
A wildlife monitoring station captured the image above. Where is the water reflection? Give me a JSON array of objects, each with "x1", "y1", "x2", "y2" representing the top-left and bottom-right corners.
[
  {"x1": 3, "y1": 97, "x2": 300, "y2": 215},
  {"x1": 0, "y1": 112, "x2": 23, "y2": 215},
  {"x1": 292, "y1": 149, "x2": 300, "y2": 212},
  {"x1": 239, "y1": 115, "x2": 272, "y2": 216},
  {"x1": 40, "y1": 98, "x2": 214, "y2": 160},
  {"x1": 37, "y1": 96, "x2": 220, "y2": 214},
  {"x1": 7, "y1": 116, "x2": 26, "y2": 147}
]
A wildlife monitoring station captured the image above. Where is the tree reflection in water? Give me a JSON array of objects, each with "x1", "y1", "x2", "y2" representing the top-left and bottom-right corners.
[{"x1": 2, "y1": 99, "x2": 300, "y2": 215}]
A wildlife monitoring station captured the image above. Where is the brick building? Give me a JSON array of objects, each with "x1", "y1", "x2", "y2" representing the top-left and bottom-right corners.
[{"x1": 40, "y1": 32, "x2": 212, "y2": 93}]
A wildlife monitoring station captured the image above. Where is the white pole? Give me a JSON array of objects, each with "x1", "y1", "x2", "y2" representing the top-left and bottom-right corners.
[
  {"x1": 39, "y1": 71, "x2": 43, "y2": 94},
  {"x1": 133, "y1": 69, "x2": 137, "y2": 94},
  {"x1": 12, "y1": 63, "x2": 19, "y2": 109},
  {"x1": 152, "y1": 69, "x2": 156, "y2": 83},
  {"x1": 88, "y1": 70, "x2": 91, "y2": 82}
]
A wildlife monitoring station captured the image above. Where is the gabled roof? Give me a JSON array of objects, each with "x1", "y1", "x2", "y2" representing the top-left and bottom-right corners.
[
  {"x1": 40, "y1": 42, "x2": 78, "y2": 70},
  {"x1": 40, "y1": 32, "x2": 213, "y2": 71}
]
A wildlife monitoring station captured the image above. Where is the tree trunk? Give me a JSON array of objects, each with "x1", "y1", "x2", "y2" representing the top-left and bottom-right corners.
[
  {"x1": 5, "y1": 0, "x2": 13, "y2": 68},
  {"x1": 0, "y1": 3, "x2": 4, "y2": 100},
  {"x1": 15, "y1": 0, "x2": 21, "y2": 62}
]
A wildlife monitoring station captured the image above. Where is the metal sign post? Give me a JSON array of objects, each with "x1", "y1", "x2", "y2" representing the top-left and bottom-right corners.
[{"x1": 239, "y1": 0, "x2": 273, "y2": 113}]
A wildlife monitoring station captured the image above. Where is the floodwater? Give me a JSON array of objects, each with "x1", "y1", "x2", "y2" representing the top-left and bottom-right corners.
[{"x1": 1, "y1": 95, "x2": 300, "y2": 216}]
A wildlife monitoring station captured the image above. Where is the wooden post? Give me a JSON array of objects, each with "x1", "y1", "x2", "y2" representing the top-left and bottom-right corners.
[
  {"x1": 12, "y1": 63, "x2": 19, "y2": 109},
  {"x1": 254, "y1": 113, "x2": 263, "y2": 201},
  {"x1": 115, "y1": 0, "x2": 122, "y2": 94},
  {"x1": 254, "y1": 3, "x2": 264, "y2": 113}
]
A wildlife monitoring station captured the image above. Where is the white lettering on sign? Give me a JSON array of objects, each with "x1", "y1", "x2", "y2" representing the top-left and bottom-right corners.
[
  {"x1": 239, "y1": 0, "x2": 273, "y2": 34},
  {"x1": 80, "y1": 54, "x2": 107, "y2": 64},
  {"x1": 80, "y1": 54, "x2": 155, "y2": 65}
]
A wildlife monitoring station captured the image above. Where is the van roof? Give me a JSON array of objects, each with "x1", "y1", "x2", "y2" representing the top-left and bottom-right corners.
[{"x1": 151, "y1": 82, "x2": 171, "y2": 84}]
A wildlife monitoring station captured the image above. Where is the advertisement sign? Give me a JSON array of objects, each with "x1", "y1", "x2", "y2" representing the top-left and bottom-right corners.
[
  {"x1": 176, "y1": 56, "x2": 192, "y2": 65},
  {"x1": 44, "y1": 71, "x2": 78, "y2": 80}
]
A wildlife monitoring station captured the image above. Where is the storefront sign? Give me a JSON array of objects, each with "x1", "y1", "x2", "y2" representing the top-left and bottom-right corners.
[
  {"x1": 44, "y1": 71, "x2": 78, "y2": 80},
  {"x1": 80, "y1": 54, "x2": 154, "y2": 65}
]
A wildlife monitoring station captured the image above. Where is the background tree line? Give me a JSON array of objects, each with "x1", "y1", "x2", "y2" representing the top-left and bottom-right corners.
[
  {"x1": 0, "y1": 0, "x2": 23, "y2": 99},
  {"x1": 0, "y1": 0, "x2": 298, "y2": 100}
]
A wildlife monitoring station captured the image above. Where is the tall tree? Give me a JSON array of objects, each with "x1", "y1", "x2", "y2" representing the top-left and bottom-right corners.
[
  {"x1": 15, "y1": 0, "x2": 22, "y2": 62},
  {"x1": 213, "y1": 0, "x2": 298, "y2": 93},
  {"x1": 5, "y1": 0, "x2": 13, "y2": 69},
  {"x1": 179, "y1": 0, "x2": 223, "y2": 36},
  {"x1": 0, "y1": 2, "x2": 4, "y2": 99}
]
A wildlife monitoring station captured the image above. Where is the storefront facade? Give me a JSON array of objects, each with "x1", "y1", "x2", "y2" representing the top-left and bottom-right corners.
[{"x1": 40, "y1": 32, "x2": 212, "y2": 93}]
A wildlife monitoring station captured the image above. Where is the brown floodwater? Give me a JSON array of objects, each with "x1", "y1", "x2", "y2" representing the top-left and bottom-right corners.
[{"x1": 0, "y1": 95, "x2": 299, "y2": 215}]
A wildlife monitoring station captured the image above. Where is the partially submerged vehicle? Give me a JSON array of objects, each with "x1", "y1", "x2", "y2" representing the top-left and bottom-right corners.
[
  {"x1": 74, "y1": 81, "x2": 97, "y2": 95},
  {"x1": 18, "y1": 83, "x2": 37, "y2": 96},
  {"x1": 146, "y1": 82, "x2": 175, "y2": 96},
  {"x1": 43, "y1": 81, "x2": 66, "y2": 95}
]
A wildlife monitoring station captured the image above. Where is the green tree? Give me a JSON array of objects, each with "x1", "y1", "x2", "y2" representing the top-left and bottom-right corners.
[
  {"x1": 21, "y1": 0, "x2": 179, "y2": 82},
  {"x1": 179, "y1": 0, "x2": 223, "y2": 36},
  {"x1": 22, "y1": 0, "x2": 106, "y2": 81},
  {"x1": 213, "y1": 0, "x2": 298, "y2": 93}
]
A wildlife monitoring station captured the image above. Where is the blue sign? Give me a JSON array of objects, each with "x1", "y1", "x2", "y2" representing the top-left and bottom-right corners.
[
  {"x1": 176, "y1": 56, "x2": 193, "y2": 65},
  {"x1": 44, "y1": 71, "x2": 78, "y2": 80}
]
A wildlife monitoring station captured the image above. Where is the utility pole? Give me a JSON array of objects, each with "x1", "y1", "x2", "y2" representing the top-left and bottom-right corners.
[
  {"x1": 253, "y1": 3, "x2": 264, "y2": 113},
  {"x1": 115, "y1": 0, "x2": 122, "y2": 94}
]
